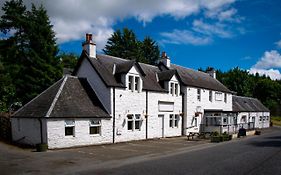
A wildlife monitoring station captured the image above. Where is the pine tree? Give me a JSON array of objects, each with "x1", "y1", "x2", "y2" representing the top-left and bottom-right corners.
[
  {"x1": 103, "y1": 28, "x2": 160, "y2": 65},
  {"x1": 0, "y1": 0, "x2": 62, "y2": 111}
]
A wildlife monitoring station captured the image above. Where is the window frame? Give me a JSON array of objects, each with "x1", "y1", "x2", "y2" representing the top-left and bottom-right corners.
[
  {"x1": 65, "y1": 120, "x2": 75, "y2": 136},
  {"x1": 224, "y1": 93, "x2": 227, "y2": 103},
  {"x1": 127, "y1": 114, "x2": 142, "y2": 131},
  {"x1": 89, "y1": 119, "x2": 101, "y2": 135}
]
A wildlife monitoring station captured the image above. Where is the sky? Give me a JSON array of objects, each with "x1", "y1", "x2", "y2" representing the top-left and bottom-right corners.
[{"x1": 1, "y1": 0, "x2": 281, "y2": 80}]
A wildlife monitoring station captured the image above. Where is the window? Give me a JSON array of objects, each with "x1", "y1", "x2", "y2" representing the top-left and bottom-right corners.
[
  {"x1": 224, "y1": 93, "x2": 227, "y2": 103},
  {"x1": 169, "y1": 114, "x2": 180, "y2": 128},
  {"x1": 127, "y1": 114, "x2": 133, "y2": 130},
  {"x1": 135, "y1": 77, "x2": 139, "y2": 91},
  {"x1": 266, "y1": 116, "x2": 269, "y2": 121},
  {"x1": 259, "y1": 116, "x2": 262, "y2": 121},
  {"x1": 127, "y1": 114, "x2": 142, "y2": 131},
  {"x1": 223, "y1": 117, "x2": 228, "y2": 124},
  {"x1": 197, "y1": 89, "x2": 201, "y2": 101},
  {"x1": 209, "y1": 90, "x2": 212, "y2": 102},
  {"x1": 175, "y1": 114, "x2": 179, "y2": 127},
  {"x1": 89, "y1": 120, "x2": 101, "y2": 135},
  {"x1": 65, "y1": 120, "x2": 75, "y2": 136},
  {"x1": 175, "y1": 83, "x2": 179, "y2": 96},
  {"x1": 135, "y1": 114, "x2": 141, "y2": 130},
  {"x1": 169, "y1": 114, "x2": 173, "y2": 127},
  {"x1": 128, "y1": 76, "x2": 133, "y2": 91},
  {"x1": 170, "y1": 82, "x2": 174, "y2": 95},
  {"x1": 128, "y1": 75, "x2": 141, "y2": 92}
]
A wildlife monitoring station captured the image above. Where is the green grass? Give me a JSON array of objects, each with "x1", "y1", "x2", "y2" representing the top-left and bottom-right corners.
[{"x1": 271, "y1": 116, "x2": 281, "y2": 126}]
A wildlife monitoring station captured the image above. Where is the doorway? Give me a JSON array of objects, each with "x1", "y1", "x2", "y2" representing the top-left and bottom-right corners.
[{"x1": 158, "y1": 115, "x2": 164, "y2": 138}]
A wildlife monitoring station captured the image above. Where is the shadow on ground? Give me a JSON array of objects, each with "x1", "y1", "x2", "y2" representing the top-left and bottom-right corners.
[{"x1": 249, "y1": 135, "x2": 281, "y2": 148}]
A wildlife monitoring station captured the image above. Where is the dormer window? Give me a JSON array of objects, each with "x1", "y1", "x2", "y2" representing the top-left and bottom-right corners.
[
  {"x1": 169, "y1": 82, "x2": 179, "y2": 96},
  {"x1": 127, "y1": 75, "x2": 141, "y2": 92}
]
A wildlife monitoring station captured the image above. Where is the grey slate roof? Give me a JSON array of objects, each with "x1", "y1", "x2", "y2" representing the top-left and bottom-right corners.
[
  {"x1": 171, "y1": 64, "x2": 232, "y2": 93},
  {"x1": 74, "y1": 52, "x2": 232, "y2": 93},
  {"x1": 13, "y1": 76, "x2": 110, "y2": 118},
  {"x1": 232, "y1": 95, "x2": 270, "y2": 112}
]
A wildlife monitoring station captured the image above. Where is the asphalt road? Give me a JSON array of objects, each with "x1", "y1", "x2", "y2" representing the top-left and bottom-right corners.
[{"x1": 81, "y1": 128, "x2": 281, "y2": 175}]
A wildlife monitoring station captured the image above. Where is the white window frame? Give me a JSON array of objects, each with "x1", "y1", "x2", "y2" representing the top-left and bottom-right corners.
[
  {"x1": 169, "y1": 114, "x2": 180, "y2": 128},
  {"x1": 65, "y1": 120, "x2": 75, "y2": 136},
  {"x1": 127, "y1": 75, "x2": 141, "y2": 92},
  {"x1": 127, "y1": 114, "x2": 142, "y2": 131},
  {"x1": 224, "y1": 93, "x2": 227, "y2": 103},
  {"x1": 89, "y1": 119, "x2": 101, "y2": 136},
  {"x1": 197, "y1": 89, "x2": 201, "y2": 101},
  {"x1": 175, "y1": 83, "x2": 179, "y2": 96},
  {"x1": 215, "y1": 92, "x2": 223, "y2": 101}
]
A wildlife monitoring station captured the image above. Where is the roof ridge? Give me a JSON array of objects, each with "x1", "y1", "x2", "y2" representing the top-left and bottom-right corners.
[
  {"x1": 12, "y1": 77, "x2": 65, "y2": 117},
  {"x1": 45, "y1": 76, "x2": 68, "y2": 118}
]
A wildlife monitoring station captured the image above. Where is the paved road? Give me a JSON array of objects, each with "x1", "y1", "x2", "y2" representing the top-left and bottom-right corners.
[
  {"x1": 80, "y1": 128, "x2": 281, "y2": 175},
  {"x1": 0, "y1": 127, "x2": 280, "y2": 175}
]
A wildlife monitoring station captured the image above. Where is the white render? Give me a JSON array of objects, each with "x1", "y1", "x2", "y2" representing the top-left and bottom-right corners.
[
  {"x1": 77, "y1": 58, "x2": 112, "y2": 114},
  {"x1": 183, "y1": 86, "x2": 232, "y2": 134},
  {"x1": 47, "y1": 118, "x2": 112, "y2": 149}
]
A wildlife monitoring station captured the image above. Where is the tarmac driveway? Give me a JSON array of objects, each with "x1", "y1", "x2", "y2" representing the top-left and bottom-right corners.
[{"x1": 0, "y1": 127, "x2": 277, "y2": 175}]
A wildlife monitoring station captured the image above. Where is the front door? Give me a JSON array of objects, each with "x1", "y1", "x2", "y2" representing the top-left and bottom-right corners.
[{"x1": 158, "y1": 115, "x2": 164, "y2": 138}]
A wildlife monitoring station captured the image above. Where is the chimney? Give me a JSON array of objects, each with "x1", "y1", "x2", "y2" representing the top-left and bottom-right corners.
[
  {"x1": 160, "y1": 51, "x2": 170, "y2": 68},
  {"x1": 82, "y1": 33, "x2": 96, "y2": 58},
  {"x1": 206, "y1": 67, "x2": 216, "y2": 79}
]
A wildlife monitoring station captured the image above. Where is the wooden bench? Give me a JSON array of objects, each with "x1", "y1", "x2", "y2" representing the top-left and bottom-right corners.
[{"x1": 187, "y1": 132, "x2": 200, "y2": 140}]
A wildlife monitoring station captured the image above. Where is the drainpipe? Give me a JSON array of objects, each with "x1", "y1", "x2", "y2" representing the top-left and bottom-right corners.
[
  {"x1": 38, "y1": 118, "x2": 43, "y2": 144},
  {"x1": 181, "y1": 92, "x2": 185, "y2": 136},
  {"x1": 145, "y1": 90, "x2": 148, "y2": 139},
  {"x1": 113, "y1": 87, "x2": 116, "y2": 144}
]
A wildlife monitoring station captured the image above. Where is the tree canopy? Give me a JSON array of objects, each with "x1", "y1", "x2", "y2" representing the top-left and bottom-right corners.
[
  {"x1": 200, "y1": 67, "x2": 281, "y2": 116},
  {"x1": 0, "y1": 0, "x2": 62, "y2": 112},
  {"x1": 103, "y1": 28, "x2": 160, "y2": 65}
]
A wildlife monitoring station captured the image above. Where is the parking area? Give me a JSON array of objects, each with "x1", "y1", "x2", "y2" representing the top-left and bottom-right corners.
[{"x1": 1, "y1": 127, "x2": 277, "y2": 175}]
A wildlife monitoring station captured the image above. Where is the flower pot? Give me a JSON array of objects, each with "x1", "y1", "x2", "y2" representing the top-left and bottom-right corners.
[{"x1": 36, "y1": 143, "x2": 48, "y2": 152}]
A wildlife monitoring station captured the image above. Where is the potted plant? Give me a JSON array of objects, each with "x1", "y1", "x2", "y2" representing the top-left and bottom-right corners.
[{"x1": 36, "y1": 143, "x2": 48, "y2": 152}]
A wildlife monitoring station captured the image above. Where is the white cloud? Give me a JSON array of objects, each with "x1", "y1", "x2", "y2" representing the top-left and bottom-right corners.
[
  {"x1": 192, "y1": 19, "x2": 233, "y2": 38},
  {"x1": 249, "y1": 50, "x2": 281, "y2": 80},
  {"x1": 249, "y1": 68, "x2": 281, "y2": 80},
  {"x1": 275, "y1": 40, "x2": 281, "y2": 48},
  {"x1": 160, "y1": 30, "x2": 212, "y2": 45},
  {"x1": 0, "y1": 0, "x2": 238, "y2": 50},
  {"x1": 253, "y1": 50, "x2": 281, "y2": 69}
]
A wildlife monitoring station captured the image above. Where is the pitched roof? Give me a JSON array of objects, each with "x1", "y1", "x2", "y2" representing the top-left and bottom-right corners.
[
  {"x1": 171, "y1": 64, "x2": 232, "y2": 93},
  {"x1": 74, "y1": 52, "x2": 232, "y2": 93},
  {"x1": 232, "y1": 95, "x2": 270, "y2": 112},
  {"x1": 13, "y1": 76, "x2": 110, "y2": 118}
]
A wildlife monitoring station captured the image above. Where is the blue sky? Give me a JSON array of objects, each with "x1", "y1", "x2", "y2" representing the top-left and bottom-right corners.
[{"x1": 1, "y1": 0, "x2": 281, "y2": 79}]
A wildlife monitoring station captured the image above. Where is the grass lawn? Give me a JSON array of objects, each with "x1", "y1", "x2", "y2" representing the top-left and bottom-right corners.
[{"x1": 271, "y1": 116, "x2": 281, "y2": 126}]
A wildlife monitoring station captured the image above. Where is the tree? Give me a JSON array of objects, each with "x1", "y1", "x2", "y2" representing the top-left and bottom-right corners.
[
  {"x1": 140, "y1": 37, "x2": 160, "y2": 65},
  {"x1": 59, "y1": 52, "x2": 78, "y2": 69},
  {"x1": 103, "y1": 28, "x2": 160, "y2": 65},
  {"x1": 0, "y1": 0, "x2": 62, "y2": 111}
]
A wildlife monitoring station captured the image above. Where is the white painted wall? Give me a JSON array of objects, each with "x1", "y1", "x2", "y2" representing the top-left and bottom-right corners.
[
  {"x1": 47, "y1": 118, "x2": 113, "y2": 149},
  {"x1": 11, "y1": 118, "x2": 47, "y2": 146},
  {"x1": 183, "y1": 86, "x2": 232, "y2": 134},
  {"x1": 76, "y1": 58, "x2": 112, "y2": 114},
  {"x1": 147, "y1": 91, "x2": 182, "y2": 138}
]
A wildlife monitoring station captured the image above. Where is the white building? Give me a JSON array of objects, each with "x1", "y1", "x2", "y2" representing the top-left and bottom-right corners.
[{"x1": 11, "y1": 34, "x2": 270, "y2": 149}]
